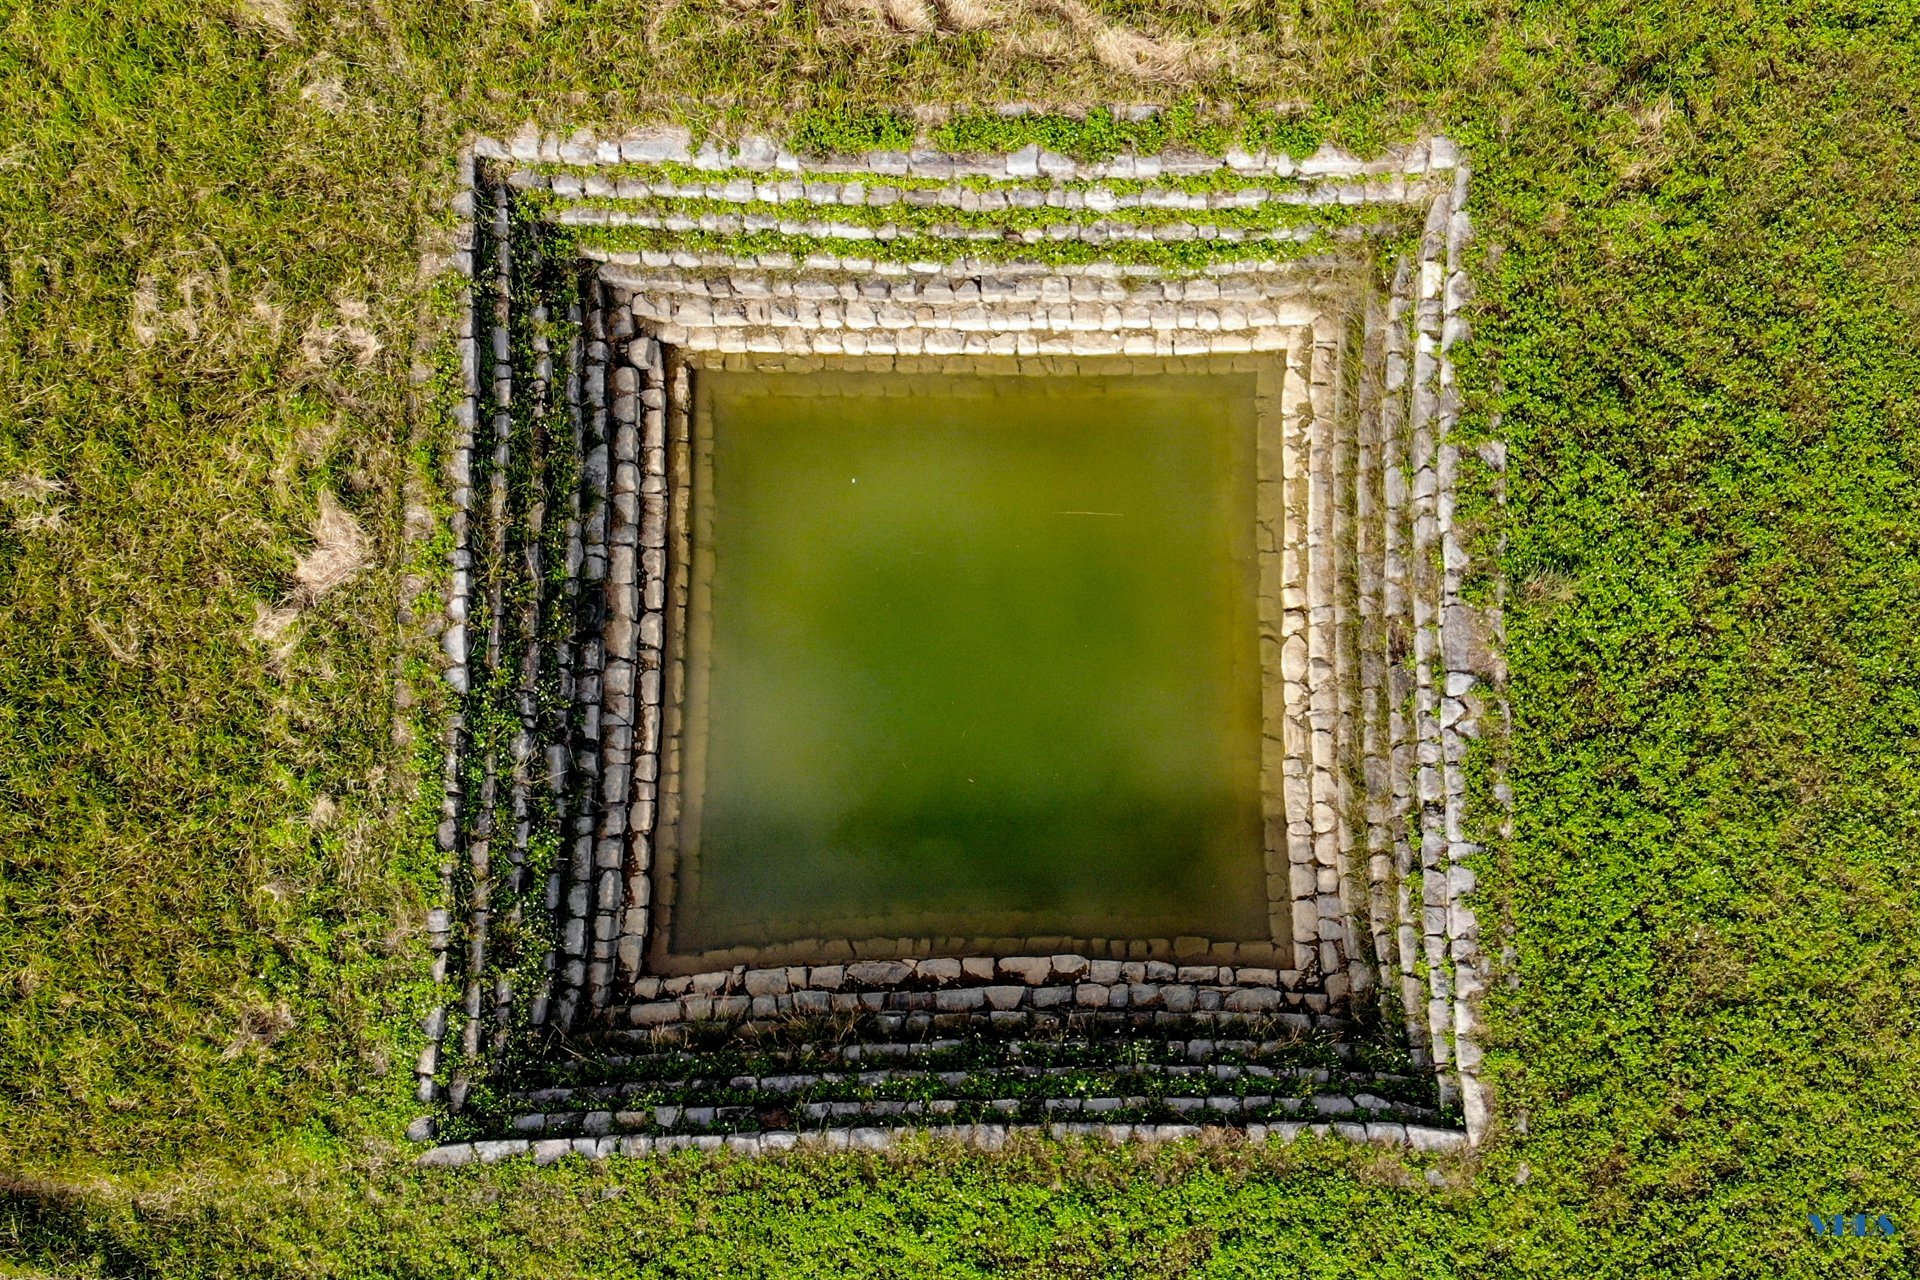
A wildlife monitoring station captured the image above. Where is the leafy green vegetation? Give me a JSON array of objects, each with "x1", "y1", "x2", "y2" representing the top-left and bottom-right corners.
[
  {"x1": 529, "y1": 156, "x2": 1381, "y2": 197},
  {"x1": 548, "y1": 186, "x2": 1381, "y2": 236},
  {"x1": 3, "y1": 1, "x2": 1919, "y2": 1276},
  {"x1": 789, "y1": 105, "x2": 917, "y2": 157},
  {"x1": 567, "y1": 221, "x2": 1356, "y2": 272}
]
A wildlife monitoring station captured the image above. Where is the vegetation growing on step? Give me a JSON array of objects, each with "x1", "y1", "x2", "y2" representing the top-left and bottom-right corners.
[
  {"x1": 524, "y1": 157, "x2": 1412, "y2": 201},
  {"x1": 567, "y1": 222, "x2": 1372, "y2": 275}
]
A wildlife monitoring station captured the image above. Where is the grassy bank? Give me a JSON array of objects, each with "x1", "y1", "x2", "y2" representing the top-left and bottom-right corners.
[{"x1": 3, "y1": 0, "x2": 1918, "y2": 1275}]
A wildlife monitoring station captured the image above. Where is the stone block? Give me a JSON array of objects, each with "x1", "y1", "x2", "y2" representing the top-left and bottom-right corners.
[
  {"x1": 1224, "y1": 987, "x2": 1286, "y2": 1013},
  {"x1": 743, "y1": 968, "x2": 789, "y2": 997},
  {"x1": 629, "y1": 1000, "x2": 677, "y2": 1027},
  {"x1": 847, "y1": 960, "x2": 912, "y2": 987},
  {"x1": 917, "y1": 957, "x2": 963, "y2": 984},
  {"x1": 1049, "y1": 954, "x2": 1090, "y2": 981},
  {"x1": 998, "y1": 956, "x2": 1050, "y2": 984},
  {"x1": 1405, "y1": 1124, "x2": 1468, "y2": 1153}
]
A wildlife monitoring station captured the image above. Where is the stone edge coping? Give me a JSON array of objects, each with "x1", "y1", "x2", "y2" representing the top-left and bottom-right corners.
[
  {"x1": 420, "y1": 133, "x2": 1499, "y2": 1148},
  {"x1": 417, "y1": 1119, "x2": 1470, "y2": 1166},
  {"x1": 472, "y1": 125, "x2": 1463, "y2": 184},
  {"x1": 420, "y1": 1113, "x2": 1459, "y2": 1166}
]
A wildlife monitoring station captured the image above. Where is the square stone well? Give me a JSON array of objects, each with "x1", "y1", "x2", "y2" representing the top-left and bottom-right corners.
[{"x1": 416, "y1": 124, "x2": 1501, "y2": 1147}]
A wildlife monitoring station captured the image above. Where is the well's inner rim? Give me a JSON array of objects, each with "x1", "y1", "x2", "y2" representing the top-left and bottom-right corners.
[{"x1": 641, "y1": 351, "x2": 1302, "y2": 978}]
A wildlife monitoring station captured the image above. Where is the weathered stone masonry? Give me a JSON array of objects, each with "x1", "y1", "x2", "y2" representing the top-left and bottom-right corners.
[{"x1": 415, "y1": 119, "x2": 1500, "y2": 1163}]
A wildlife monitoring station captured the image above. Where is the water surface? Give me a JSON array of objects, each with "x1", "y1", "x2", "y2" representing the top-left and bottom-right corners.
[{"x1": 668, "y1": 366, "x2": 1267, "y2": 957}]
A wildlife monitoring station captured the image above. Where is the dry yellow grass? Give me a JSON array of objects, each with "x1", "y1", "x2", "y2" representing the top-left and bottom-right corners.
[
  {"x1": 822, "y1": 0, "x2": 1221, "y2": 83},
  {"x1": 293, "y1": 491, "x2": 369, "y2": 604}
]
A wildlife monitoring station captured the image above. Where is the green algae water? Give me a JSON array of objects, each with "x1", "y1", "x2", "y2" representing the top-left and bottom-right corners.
[{"x1": 666, "y1": 366, "x2": 1268, "y2": 960}]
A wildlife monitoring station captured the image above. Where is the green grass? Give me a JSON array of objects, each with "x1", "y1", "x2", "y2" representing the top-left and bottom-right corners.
[{"x1": 4, "y1": 1, "x2": 1920, "y2": 1276}]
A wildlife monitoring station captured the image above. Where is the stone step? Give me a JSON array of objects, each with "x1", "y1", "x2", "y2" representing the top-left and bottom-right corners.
[
  {"x1": 499, "y1": 1089, "x2": 1444, "y2": 1143},
  {"x1": 598, "y1": 264, "x2": 1322, "y2": 304},
  {"x1": 627, "y1": 955, "x2": 1315, "y2": 998},
  {"x1": 603, "y1": 1004, "x2": 1349, "y2": 1046},
  {"x1": 638, "y1": 321, "x2": 1291, "y2": 360},
  {"x1": 619, "y1": 290, "x2": 1318, "y2": 337},
  {"x1": 551, "y1": 1031, "x2": 1378, "y2": 1083},
  {"x1": 553, "y1": 203, "x2": 1340, "y2": 252},
  {"x1": 481, "y1": 1023, "x2": 1445, "y2": 1130},
  {"x1": 428, "y1": 178, "x2": 558, "y2": 1105},
  {"x1": 1376, "y1": 253, "x2": 1434, "y2": 1068},
  {"x1": 420, "y1": 1117, "x2": 1470, "y2": 1166},
  {"x1": 534, "y1": 284, "x2": 669, "y2": 1027},
  {"x1": 529, "y1": 166, "x2": 1429, "y2": 214},
  {"x1": 511, "y1": 1060, "x2": 1426, "y2": 1103},
  {"x1": 1336, "y1": 303, "x2": 1428, "y2": 1023},
  {"x1": 583, "y1": 242, "x2": 1345, "y2": 281},
  {"x1": 476, "y1": 128, "x2": 1444, "y2": 184},
  {"x1": 1349, "y1": 293, "x2": 1410, "y2": 1038},
  {"x1": 598, "y1": 941, "x2": 1345, "y2": 1025},
  {"x1": 503, "y1": 1058, "x2": 1433, "y2": 1108}
]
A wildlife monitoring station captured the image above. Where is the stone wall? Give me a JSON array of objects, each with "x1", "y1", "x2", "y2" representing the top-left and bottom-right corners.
[{"x1": 414, "y1": 117, "x2": 1500, "y2": 1159}]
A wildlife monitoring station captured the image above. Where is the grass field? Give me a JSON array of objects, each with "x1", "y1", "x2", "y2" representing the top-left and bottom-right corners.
[{"x1": 3, "y1": 1, "x2": 1919, "y2": 1275}]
